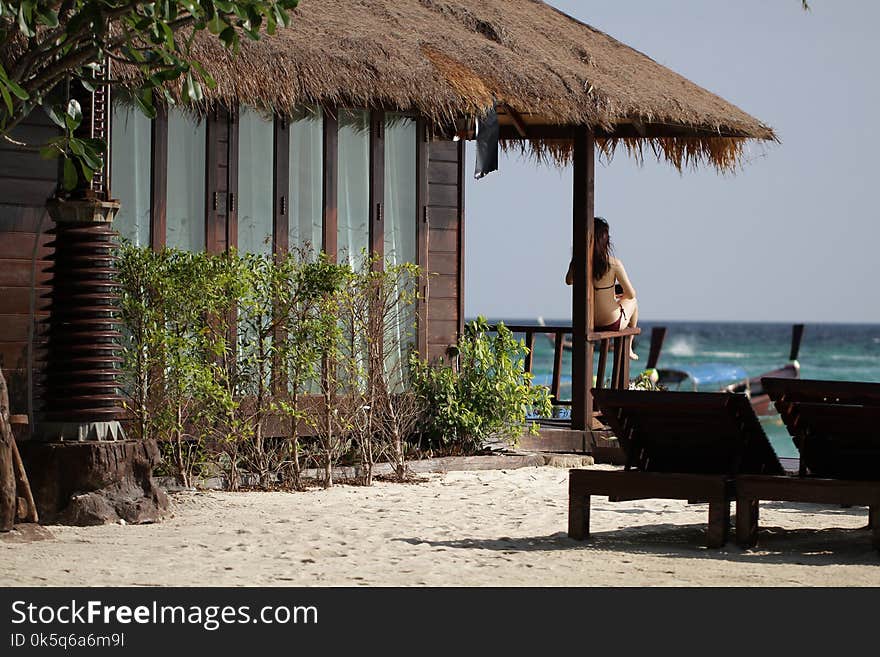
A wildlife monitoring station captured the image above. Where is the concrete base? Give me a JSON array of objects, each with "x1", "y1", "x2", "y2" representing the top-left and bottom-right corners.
[{"x1": 18, "y1": 440, "x2": 168, "y2": 526}]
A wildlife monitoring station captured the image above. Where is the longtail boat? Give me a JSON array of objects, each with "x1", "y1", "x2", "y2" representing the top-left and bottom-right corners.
[{"x1": 649, "y1": 325, "x2": 805, "y2": 416}]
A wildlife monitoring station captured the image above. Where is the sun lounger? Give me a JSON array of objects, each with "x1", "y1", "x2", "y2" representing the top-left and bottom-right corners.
[
  {"x1": 734, "y1": 378, "x2": 880, "y2": 551},
  {"x1": 568, "y1": 389, "x2": 784, "y2": 548}
]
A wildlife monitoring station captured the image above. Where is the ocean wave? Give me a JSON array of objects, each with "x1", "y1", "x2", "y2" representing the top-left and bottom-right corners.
[
  {"x1": 827, "y1": 354, "x2": 880, "y2": 363},
  {"x1": 700, "y1": 351, "x2": 747, "y2": 359},
  {"x1": 665, "y1": 338, "x2": 695, "y2": 357}
]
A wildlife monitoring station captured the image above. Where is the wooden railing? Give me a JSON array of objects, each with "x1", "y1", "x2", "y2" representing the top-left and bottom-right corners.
[{"x1": 489, "y1": 323, "x2": 640, "y2": 417}]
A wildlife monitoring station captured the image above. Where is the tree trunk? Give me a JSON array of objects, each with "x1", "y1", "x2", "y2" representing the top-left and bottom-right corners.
[{"x1": 0, "y1": 370, "x2": 15, "y2": 531}]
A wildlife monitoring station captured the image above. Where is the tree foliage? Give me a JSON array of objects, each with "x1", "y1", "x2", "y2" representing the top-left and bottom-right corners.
[
  {"x1": 0, "y1": 0, "x2": 299, "y2": 188},
  {"x1": 410, "y1": 318, "x2": 552, "y2": 454}
]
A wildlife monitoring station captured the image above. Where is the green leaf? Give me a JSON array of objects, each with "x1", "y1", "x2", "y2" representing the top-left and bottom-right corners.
[
  {"x1": 76, "y1": 138, "x2": 102, "y2": 170},
  {"x1": 0, "y1": 62, "x2": 28, "y2": 101},
  {"x1": 219, "y1": 25, "x2": 237, "y2": 49},
  {"x1": 133, "y1": 89, "x2": 157, "y2": 119},
  {"x1": 62, "y1": 158, "x2": 78, "y2": 191},
  {"x1": 160, "y1": 21, "x2": 176, "y2": 51},
  {"x1": 184, "y1": 72, "x2": 203, "y2": 102},
  {"x1": 207, "y1": 14, "x2": 224, "y2": 34},
  {"x1": 17, "y1": 3, "x2": 35, "y2": 37},
  {"x1": 69, "y1": 137, "x2": 84, "y2": 157},
  {"x1": 0, "y1": 84, "x2": 12, "y2": 116},
  {"x1": 65, "y1": 99, "x2": 82, "y2": 132},
  {"x1": 191, "y1": 61, "x2": 217, "y2": 89},
  {"x1": 35, "y1": 8, "x2": 59, "y2": 28},
  {"x1": 46, "y1": 105, "x2": 66, "y2": 129},
  {"x1": 39, "y1": 144, "x2": 60, "y2": 160}
]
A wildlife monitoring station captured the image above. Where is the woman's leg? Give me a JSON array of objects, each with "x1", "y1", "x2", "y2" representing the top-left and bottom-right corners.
[{"x1": 620, "y1": 298, "x2": 639, "y2": 359}]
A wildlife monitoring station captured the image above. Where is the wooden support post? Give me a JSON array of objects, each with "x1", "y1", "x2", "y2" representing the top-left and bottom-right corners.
[
  {"x1": 369, "y1": 110, "x2": 385, "y2": 268},
  {"x1": 646, "y1": 326, "x2": 667, "y2": 370},
  {"x1": 568, "y1": 479, "x2": 590, "y2": 540},
  {"x1": 570, "y1": 128, "x2": 595, "y2": 431},
  {"x1": 227, "y1": 106, "x2": 239, "y2": 253},
  {"x1": 457, "y1": 139, "x2": 466, "y2": 338},
  {"x1": 611, "y1": 337, "x2": 624, "y2": 390},
  {"x1": 707, "y1": 500, "x2": 730, "y2": 548},
  {"x1": 415, "y1": 118, "x2": 429, "y2": 358},
  {"x1": 596, "y1": 340, "x2": 609, "y2": 390},
  {"x1": 273, "y1": 116, "x2": 290, "y2": 259},
  {"x1": 150, "y1": 104, "x2": 168, "y2": 250},
  {"x1": 205, "y1": 106, "x2": 232, "y2": 254},
  {"x1": 736, "y1": 497, "x2": 759, "y2": 548},
  {"x1": 870, "y1": 505, "x2": 880, "y2": 551},
  {"x1": 271, "y1": 116, "x2": 291, "y2": 395},
  {"x1": 322, "y1": 108, "x2": 338, "y2": 260},
  {"x1": 551, "y1": 333, "x2": 565, "y2": 405},
  {"x1": 524, "y1": 332, "x2": 536, "y2": 374}
]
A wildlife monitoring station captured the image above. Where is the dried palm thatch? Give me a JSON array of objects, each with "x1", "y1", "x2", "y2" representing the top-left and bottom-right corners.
[{"x1": 123, "y1": 0, "x2": 775, "y2": 170}]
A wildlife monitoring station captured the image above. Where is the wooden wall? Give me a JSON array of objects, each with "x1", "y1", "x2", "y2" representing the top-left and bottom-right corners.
[
  {"x1": 0, "y1": 108, "x2": 467, "y2": 418},
  {"x1": 425, "y1": 140, "x2": 465, "y2": 362},
  {"x1": 0, "y1": 110, "x2": 59, "y2": 415}
]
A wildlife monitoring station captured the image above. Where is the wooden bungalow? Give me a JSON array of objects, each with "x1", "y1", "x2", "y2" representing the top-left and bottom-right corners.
[{"x1": 0, "y1": 0, "x2": 775, "y2": 519}]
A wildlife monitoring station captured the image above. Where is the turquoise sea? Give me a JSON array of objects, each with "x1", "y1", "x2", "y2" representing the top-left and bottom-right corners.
[{"x1": 499, "y1": 321, "x2": 880, "y2": 459}]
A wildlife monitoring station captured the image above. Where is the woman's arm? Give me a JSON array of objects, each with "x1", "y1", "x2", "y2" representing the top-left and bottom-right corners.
[{"x1": 614, "y1": 259, "x2": 637, "y2": 300}]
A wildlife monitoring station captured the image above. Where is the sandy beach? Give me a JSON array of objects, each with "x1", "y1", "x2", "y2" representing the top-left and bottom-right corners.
[{"x1": 2, "y1": 465, "x2": 878, "y2": 587}]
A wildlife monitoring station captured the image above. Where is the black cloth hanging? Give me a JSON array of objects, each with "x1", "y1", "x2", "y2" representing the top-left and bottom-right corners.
[{"x1": 474, "y1": 103, "x2": 499, "y2": 179}]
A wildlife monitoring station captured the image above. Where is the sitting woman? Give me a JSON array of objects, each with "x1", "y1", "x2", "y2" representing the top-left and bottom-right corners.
[{"x1": 566, "y1": 216, "x2": 639, "y2": 359}]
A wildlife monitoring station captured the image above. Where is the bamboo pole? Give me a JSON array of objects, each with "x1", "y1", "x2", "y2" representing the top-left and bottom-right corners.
[
  {"x1": 0, "y1": 369, "x2": 38, "y2": 528},
  {"x1": 0, "y1": 370, "x2": 17, "y2": 530}
]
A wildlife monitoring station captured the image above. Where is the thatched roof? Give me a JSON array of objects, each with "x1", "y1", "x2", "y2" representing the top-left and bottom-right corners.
[{"x1": 134, "y1": 0, "x2": 777, "y2": 169}]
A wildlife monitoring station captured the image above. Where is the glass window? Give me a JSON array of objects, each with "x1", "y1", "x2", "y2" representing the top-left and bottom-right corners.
[
  {"x1": 166, "y1": 110, "x2": 206, "y2": 251},
  {"x1": 289, "y1": 107, "x2": 323, "y2": 257},
  {"x1": 383, "y1": 113, "x2": 418, "y2": 377},
  {"x1": 337, "y1": 109, "x2": 370, "y2": 269},
  {"x1": 383, "y1": 113, "x2": 417, "y2": 266},
  {"x1": 110, "y1": 102, "x2": 151, "y2": 247},
  {"x1": 237, "y1": 106, "x2": 274, "y2": 256}
]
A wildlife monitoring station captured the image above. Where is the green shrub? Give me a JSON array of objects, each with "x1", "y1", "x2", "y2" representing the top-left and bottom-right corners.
[{"x1": 410, "y1": 317, "x2": 552, "y2": 453}]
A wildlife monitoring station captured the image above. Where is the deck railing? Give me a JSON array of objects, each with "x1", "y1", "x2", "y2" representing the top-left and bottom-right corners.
[{"x1": 488, "y1": 323, "x2": 640, "y2": 419}]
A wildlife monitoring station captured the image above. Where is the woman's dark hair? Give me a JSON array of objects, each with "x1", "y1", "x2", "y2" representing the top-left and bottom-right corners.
[{"x1": 593, "y1": 216, "x2": 613, "y2": 281}]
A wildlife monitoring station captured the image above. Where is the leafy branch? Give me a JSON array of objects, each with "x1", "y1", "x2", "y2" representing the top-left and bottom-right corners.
[{"x1": 0, "y1": 0, "x2": 299, "y2": 190}]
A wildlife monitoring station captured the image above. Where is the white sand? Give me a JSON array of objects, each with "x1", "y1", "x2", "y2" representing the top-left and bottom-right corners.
[{"x1": 2, "y1": 465, "x2": 878, "y2": 586}]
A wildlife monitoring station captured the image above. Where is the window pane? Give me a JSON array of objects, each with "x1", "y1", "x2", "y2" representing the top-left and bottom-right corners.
[
  {"x1": 110, "y1": 102, "x2": 151, "y2": 247},
  {"x1": 383, "y1": 114, "x2": 418, "y2": 378},
  {"x1": 237, "y1": 106, "x2": 274, "y2": 255},
  {"x1": 289, "y1": 107, "x2": 323, "y2": 257},
  {"x1": 383, "y1": 114, "x2": 416, "y2": 266},
  {"x1": 337, "y1": 109, "x2": 370, "y2": 269},
  {"x1": 166, "y1": 110, "x2": 206, "y2": 251}
]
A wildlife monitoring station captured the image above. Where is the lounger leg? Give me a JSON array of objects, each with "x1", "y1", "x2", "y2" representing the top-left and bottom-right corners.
[
  {"x1": 736, "y1": 498, "x2": 759, "y2": 549},
  {"x1": 707, "y1": 500, "x2": 729, "y2": 548},
  {"x1": 568, "y1": 491, "x2": 591, "y2": 540},
  {"x1": 870, "y1": 505, "x2": 880, "y2": 552}
]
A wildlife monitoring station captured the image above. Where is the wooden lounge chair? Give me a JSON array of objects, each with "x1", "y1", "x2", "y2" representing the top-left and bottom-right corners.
[
  {"x1": 569, "y1": 389, "x2": 784, "y2": 548},
  {"x1": 734, "y1": 378, "x2": 880, "y2": 550}
]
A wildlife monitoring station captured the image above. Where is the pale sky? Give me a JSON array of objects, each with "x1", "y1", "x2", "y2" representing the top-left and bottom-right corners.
[{"x1": 464, "y1": 0, "x2": 880, "y2": 323}]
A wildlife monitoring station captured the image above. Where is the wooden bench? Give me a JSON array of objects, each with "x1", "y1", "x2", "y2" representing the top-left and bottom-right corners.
[
  {"x1": 569, "y1": 470, "x2": 735, "y2": 548},
  {"x1": 569, "y1": 390, "x2": 783, "y2": 548},
  {"x1": 733, "y1": 378, "x2": 880, "y2": 551},
  {"x1": 735, "y1": 475, "x2": 880, "y2": 550}
]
